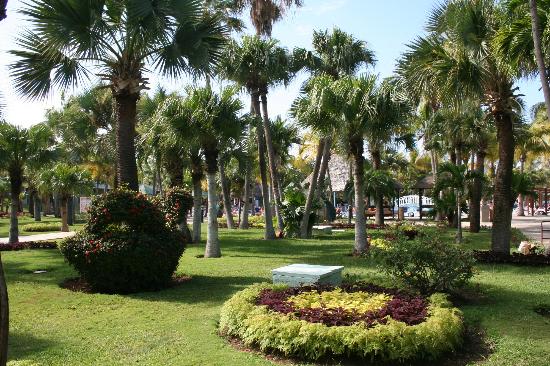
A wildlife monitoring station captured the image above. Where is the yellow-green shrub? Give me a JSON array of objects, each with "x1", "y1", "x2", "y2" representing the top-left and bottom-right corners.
[
  {"x1": 219, "y1": 283, "x2": 464, "y2": 362},
  {"x1": 288, "y1": 288, "x2": 391, "y2": 313}
]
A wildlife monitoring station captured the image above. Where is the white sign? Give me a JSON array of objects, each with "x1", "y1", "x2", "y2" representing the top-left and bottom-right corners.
[{"x1": 80, "y1": 197, "x2": 92, "y2": 213}]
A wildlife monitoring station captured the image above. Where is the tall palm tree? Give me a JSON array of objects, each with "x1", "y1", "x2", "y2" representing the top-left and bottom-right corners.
[
  {"x1": 232, "y1": 0, "x2": 302, "y2": 36},
  {"x1": 497, "y1": 0, "x2": 550, "y2": 120},
  {"x1": 10, "y1": 0, "x2": 227, "y2": 191},
  {"x1": 399, "y1": 0, "x2": 521, "y2": 253},
  {"x1": 160, "y1": 87, "x2": 244, "y2": 258},
  {"x1": 39, "y1": 164, "x2": 92, "y2": 232},
  {"x1": 292, "y1": 28, "x2": 375, "y2": 236},
  {"x1": 0, "y1": 0, "x2": 6, "y2": 21},
  {"x1": 219, "y1": 36, "x2": 294, "y2": 237}
]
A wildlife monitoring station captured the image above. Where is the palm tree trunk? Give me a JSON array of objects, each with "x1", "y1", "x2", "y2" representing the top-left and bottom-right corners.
[
  {"x1": 204, "y1": 155, "x2": 221, "y2": 258},
  {"x1": 348, "y1": 160, "x2": 353, "y2": 225},
  {"x1": 0, "y1": 253, "x2": 8, "y2": 366},
  {"x1": 114, "y1": 93, "x2": 139, "y2": 191},
  {"x1": 371, "y1": 149, "x2": 385, "y2": 226},
  {"x1": 252, "y1": 92, "x2": 275, "y2": 240},
  {"x1": 219, "y1": 162, "x2": 235, "y2": 229},
  {"x1": 8, "y1": 170, "x2": 21, "y2": 244},
  {"x1": 517, "y1": 158, "x2": 526, "y2": 216},
  {"x1": 491, "y1": 113, "x2": 515, "y2": 253},
  {"x1": 239, "y1": 165, "x2": 250, "y2": 229},
  {"x1": 469, "y1": 149, "x2": 486, "y2": 233},
  {"x1": 260, "y1": 92, "x2": 284, "y2": 234},
  {"x1": 316, "y1": 137, "x2": 332, "y2": 223},
  {"x1": 300, "y1": 138, "x2": 326, "y2": 238},
  {"x1": 352, "y1": 139, "x2": 368, "y2": 254},
  {"x1": 192, "y1": 175, "x2": 202, "y2": 244},
  {"x1": 60, "y1": 196, "x2": 69, "y2": 232},
  {"x1": 455, "y1": 147, "x2": 463, "y2": 244},
  {"x1": 156, "y1": 160, "x2": 163, "y2": 195},
  {"x1": 34, "y1": 196, "x2": 41, "y2": 222},
  {"x1": 28, "y1": 191, "x2": 34, "y2": 217},
  {"x1": 529, "y1": 0, "x2": 550, "y2": 121}
]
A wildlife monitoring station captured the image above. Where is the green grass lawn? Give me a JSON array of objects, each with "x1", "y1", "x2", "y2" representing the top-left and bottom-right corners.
[
  {"x1": 0, "y1": 216, "x2": 84, "y2": 238},
  {"x1": 4, "y1": 227, "x2": 550, "y2": 365}
]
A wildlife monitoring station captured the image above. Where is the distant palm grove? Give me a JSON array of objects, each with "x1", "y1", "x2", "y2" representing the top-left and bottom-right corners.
[{"x1": 1, "y1": 0, "x2": 550, "y2": 365}]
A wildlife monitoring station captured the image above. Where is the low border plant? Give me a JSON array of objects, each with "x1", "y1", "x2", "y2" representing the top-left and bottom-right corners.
[{"x1": 219, "y1": 283, "x2": 463, "y2": 362}]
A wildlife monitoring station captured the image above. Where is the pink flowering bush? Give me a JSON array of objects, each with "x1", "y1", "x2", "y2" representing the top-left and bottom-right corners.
[{"x1": 60, "y1": 188, "x2": 185, "y2": 293}]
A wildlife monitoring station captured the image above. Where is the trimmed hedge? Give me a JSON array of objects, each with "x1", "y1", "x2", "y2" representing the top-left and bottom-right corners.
[
  {"x1": 219, "y1": 283, "x2": 464, "y2": 362},
  {"x1": 22, "y1": 223, "x2": 61, "y2": 232},
  {"x1": 60, "y1": 189, "x2": 185, "y2": 294},
  {"x1": 0, "y1": 241, "x2": 58, "y2": 251}
]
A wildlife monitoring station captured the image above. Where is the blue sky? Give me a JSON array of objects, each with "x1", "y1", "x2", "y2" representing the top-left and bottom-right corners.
[{"x1": 0, "y1": 0, "x2": 542, "y2": 127}]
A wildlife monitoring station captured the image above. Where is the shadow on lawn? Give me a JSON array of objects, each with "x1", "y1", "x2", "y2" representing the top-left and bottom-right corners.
[
  {"x1": 8, "y1": 331, "x2": 56, "y2": 362},
  {"x1": 127, "y1": 274, "x2": 266, "y2": 305}
]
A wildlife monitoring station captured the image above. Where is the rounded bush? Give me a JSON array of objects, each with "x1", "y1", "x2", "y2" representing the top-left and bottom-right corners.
[
  {"x1": 219, "y1": 283, "x2": 463, "y2": 362},
  {"x1": 60, "y1": 188, "x2": 185, "y2": 293}
]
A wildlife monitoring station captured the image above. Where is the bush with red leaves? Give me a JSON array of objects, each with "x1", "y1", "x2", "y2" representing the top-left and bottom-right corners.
[{"x1": 474, "y1": 250, "x2": 550, "y2": 266}]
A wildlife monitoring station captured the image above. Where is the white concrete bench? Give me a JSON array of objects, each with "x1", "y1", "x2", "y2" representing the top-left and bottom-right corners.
[
  {"x1": 312, "y1": 225, "x2": 333, "y2": 234},
  {"x1": 272, "y1": 264, "x2": 344, "y2": 287}
]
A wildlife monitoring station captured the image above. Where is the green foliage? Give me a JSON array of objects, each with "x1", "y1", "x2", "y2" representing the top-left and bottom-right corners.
[
  {"x1": 376, "y1": 231, "x2": 475, "y2": 294},
  {"x1": 60, "y1": 188, "x2": 185, "y2": 293},
  {"x1": 288, "y1": 288, "x2": 391, "y2": 313},
  {"x1": 39, "y1": 163, "x2": 92, "y2": 199},
  {"x1": 219, "y1": 283, "x2": 463, "y2": 362},
  {"x1": 155, "y1": 187, "x2": 193, "y2": 228},
  {"x1": 280, "y1": 184, "x2": 315, "y2": 237},
  {"x1": 21, "y1": 223, "x2": 61, "y2": 232}
]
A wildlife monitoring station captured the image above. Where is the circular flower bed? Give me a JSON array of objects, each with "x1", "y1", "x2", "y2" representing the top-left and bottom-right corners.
[{"x1": 220, "y1": 283, "x2": 463, "y2": 362}]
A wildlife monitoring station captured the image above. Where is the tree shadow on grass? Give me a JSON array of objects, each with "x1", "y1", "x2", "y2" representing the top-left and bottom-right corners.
[
  {"x1": 126, "y1": 275, "x2": 267, "y2": 305},
  {"x1": 8, "y1": 331, "x2": 56, "y2": 362}
]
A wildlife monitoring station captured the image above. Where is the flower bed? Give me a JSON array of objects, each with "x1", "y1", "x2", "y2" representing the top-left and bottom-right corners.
[
  {"x1": 0, "y1": 241, "x2": 58, "y2": 251},
  {"x1": 219, "y1": 283, "x2": 463, "y2": 362},
  {"x1": 474, "y1": 250, "x2": 550, "y2": 266}
]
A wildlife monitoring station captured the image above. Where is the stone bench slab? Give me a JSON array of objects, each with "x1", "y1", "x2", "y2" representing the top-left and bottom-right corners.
[{"x1": 272, "y1": 264, "x2": 344, "y2": 287}]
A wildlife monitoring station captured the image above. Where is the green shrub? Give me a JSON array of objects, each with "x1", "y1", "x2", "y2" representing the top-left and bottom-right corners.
[
  {"x1": 219, "y1": 283, "x2": 464, "y2": 362},
  {"x1": 22, "y1": 223, "x2": 61, "y2": 232},
  {"x1": 375, "y1": 231, "x2": 475, "y2": 294},
  {"x1": 60, "y1": 188, "x2": 185, "y2": 294}
]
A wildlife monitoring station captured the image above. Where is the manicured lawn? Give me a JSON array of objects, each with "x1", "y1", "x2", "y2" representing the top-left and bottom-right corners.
[
  {"x1": 0, "y1": 216, "x2": 84, "y2": 238},
  {"x1": 4, "y1": 227, "x2": 550, "y2": 365}
]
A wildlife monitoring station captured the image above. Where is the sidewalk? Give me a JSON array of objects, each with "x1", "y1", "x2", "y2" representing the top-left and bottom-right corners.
[{"x1": 0, "y1": 231, "x2": 76, "y2": 244}]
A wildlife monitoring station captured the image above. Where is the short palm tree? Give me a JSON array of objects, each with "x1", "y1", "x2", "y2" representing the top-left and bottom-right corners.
[
  {"x1": 434, "y1": 162, "x2": 481, "y2": 243},
  {"x1": 0, "y1": 122, "x2": 54, "y2": 243},
  {"x1": 160, "y1": 87, "x2": 244, "y2": 258},
  {"x1": 39, "y1": 164, "x2": 92, "y2": 232},
  {"x1": 10, "y1": 0, "x2": 227, "y2": 191}
]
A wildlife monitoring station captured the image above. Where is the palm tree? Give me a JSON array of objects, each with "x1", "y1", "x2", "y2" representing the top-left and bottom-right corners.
[
  {"x1": 365, "y1": 80, "x2": 411, "y2": 225},
  {"x1": 515, "y1": 122, "x2": 549, "y2": 215},
  {"x1": 292, "y1": 28, "x2": 375, "y2": 234},
  {"x1": 295, "y1": 74, "x2": 379, "y2": 253},
  {"x1": 0, "y1": 122, "x2": 54, "y2": 243},
  {"x1": 434, "y1": 162, "x2": 480, "y2": 243},
  {"x1": 160, "y1": 87, "x2": 244, "y2": 258},
  {"x1": 399, "y1": 0, "x2": 521, "y2": 253},
  {"x1": 497, "y1": 0, "x2": 550, "y2": 120},
  {"x1": 39, "y1": 164, "x2": 92, "y2": 232},
  {"x1": 10, "y1": 1, "x2": 227, "y2": 191},
  {"x1": 0, "y1": 0, "x2": 6, "y2": 22},
  {"x1": 219, "y1": 36, "x2": 294, "y2": 238},
  {"x1": 232, "y1": 0, "x2": 302, "y2": 36}
]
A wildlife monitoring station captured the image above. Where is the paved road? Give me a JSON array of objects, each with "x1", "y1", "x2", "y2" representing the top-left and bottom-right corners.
[{"x1": 0, "y1": 231, "x2": 76, "y2": 244}]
